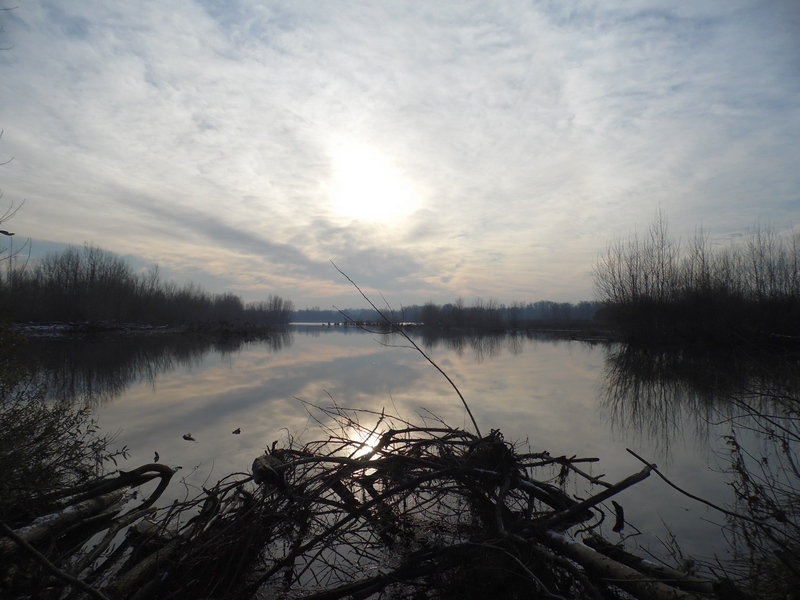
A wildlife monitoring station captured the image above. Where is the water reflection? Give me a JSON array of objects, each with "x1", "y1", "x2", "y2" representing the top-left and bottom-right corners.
[
  {"x1": 23, "y1": 325, "x2": 798, "y2": 463},
  {"x1": 600, "y1": 343, "x2": 800, "y2": 456},
  {"x1": 417, "y1": 330, "x2": 509, "y2": 361},
  {"x1": 601, "y1": 342, "x2": 800, "y2": 582},
  {"x1": 294, "y1": 325, "x2": 549, "y2": 362},
  {"x1": 21, "y1": 329, "x2": 293, "y2": 405},
  {"x1": 415, "y1": 329, "x2": 596, "y2": 362}
]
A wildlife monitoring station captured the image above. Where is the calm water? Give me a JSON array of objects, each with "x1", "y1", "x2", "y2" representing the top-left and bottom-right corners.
[{"x1": 26, "y1": 324, "x2": 795, "y2": 567}]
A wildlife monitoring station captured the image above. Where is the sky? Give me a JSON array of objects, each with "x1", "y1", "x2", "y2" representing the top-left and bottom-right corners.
[{"x1": 1, "y1": 1, "x2": 799, "y2": 309}]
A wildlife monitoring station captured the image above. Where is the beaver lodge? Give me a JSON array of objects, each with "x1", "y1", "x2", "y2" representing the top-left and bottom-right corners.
[{"x1": 0, "y1": 395, "x2": 761, "y2": 600}]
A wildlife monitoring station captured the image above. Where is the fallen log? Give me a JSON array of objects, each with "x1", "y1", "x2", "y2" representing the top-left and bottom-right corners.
[
  {"x1": 543, "y1": 530, "x2": 713, "y2": 600},
  {"x1": 582, "y1": 534, "x2": 719, "y2": 595},
  {"x1": 0, "y1": 489, "x2": 125, "y2": 557}
]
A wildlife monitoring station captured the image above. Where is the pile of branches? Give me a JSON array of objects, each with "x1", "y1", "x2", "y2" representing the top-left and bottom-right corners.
[{"x1": 1, "y1": 402, "x2": 749, "y2": 600}]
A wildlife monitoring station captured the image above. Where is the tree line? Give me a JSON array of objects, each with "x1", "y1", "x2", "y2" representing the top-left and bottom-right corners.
[
  {"x1": 593, "y1": 211, "x2": 800, "y2": 344},
  {"x1": 412, "y1": 298, "x2": 601, "y2": 330},
  {"x1": 0, "y1": 242, "x2": 294, "y2": 326},
  {"x1": 1, "y1": 238, "x2": 601, "y2": 332},
  {"x1": 296, "y1": 299, "x2": 603, "y2": 331}
]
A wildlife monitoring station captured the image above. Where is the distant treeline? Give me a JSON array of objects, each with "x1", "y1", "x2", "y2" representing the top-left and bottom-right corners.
[
  {"x1": 0, "y1": 243, "x2": 293, "y2": 326},
  {"x1": 412, "y1": 299, "x2": 602, "y2": 330},
  {"x1": 593, "y1": 213, "x2": 800, "y2": 344},
  {"x1": 294, "y1": 299, "x2": 603, "y2": 330}
]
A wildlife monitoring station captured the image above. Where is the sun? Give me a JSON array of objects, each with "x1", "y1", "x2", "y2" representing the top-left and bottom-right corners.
[
  {"x1": 328, "y1": 144, "x2": 420, "y2": 222},
  {"x1": 350, "y1": 427, "x2": 383, "y2": 459}
]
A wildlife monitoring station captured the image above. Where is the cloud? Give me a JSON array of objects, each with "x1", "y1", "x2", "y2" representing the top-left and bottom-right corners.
[{"x1": 1, "y1": 1, "x2": 798, "y2": 307}]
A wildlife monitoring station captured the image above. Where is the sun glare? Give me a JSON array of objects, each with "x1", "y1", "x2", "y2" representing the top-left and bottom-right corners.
[
  {"x1": 350, "y1": 427, "x2": 382, "y2": 459},
  {"x1": 329, "y1": 145, "x2": 420, "y2": 222}
]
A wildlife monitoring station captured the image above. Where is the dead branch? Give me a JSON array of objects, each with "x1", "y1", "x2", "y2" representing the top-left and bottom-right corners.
[
  {"x1": 626, "y1": 448, "x2": 781, "y2": 533},
  {"x1": 582, "y1": 534, "x2": 721, "y2": 595},
  {"x1": 537, "y1": 463, "x2": 653, "y2": 531},
  {"x1": 0, "y1": 489, "x2": 126, "y2": 556},
  {"x1": 543, "y1": 530, "x2": 713, "y2": 600}
]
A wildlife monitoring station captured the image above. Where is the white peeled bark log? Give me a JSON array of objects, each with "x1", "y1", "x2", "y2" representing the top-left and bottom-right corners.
[
  {"x1": 0, "y1": 489, "x2": 125, "y2": 556},
  {"x1": 543, "y1": 531, "x2": 710, "y2": 600}
]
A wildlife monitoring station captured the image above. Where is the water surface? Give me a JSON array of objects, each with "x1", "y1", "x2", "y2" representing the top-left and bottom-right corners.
[{"x1": 26, "y1": 324, "x2": 791, "y2": 567}]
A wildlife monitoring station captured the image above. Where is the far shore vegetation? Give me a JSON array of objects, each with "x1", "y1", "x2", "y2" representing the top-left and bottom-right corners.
[
  {"x1": 0, "y1": 242, "x2": 294, "y2": 329},
  {"x1": 1, "y1": 237, "x2": 607, "y2": 336},
  {"x1": 3, "y1": 210, "x2": 800, "y2": 351},
  {"x1": 593, "y1": 212, "x2": 800, "y2": 347},
  {"x1": 295, "y1": 299, "x2": 604, "y2": 333}
]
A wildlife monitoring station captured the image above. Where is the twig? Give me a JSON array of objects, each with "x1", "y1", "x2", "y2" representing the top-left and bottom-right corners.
[
  {"x1": 331, "y1": 261, "x2": 482, "y2": 438},
  {"x1": 626, "y1": 448, "x2": 783, "y2": 532}
]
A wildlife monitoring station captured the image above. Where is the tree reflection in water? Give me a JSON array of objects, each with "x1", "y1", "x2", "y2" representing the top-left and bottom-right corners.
[
  {"x1": 417, "y1": 330, "x2": 560, "y2": 362},
  {"x1": 20, "y1": 329, "x2": 293, "y2": 406},
  {"x1": 601, "y1": 342, "x2": 800, "y2": 595}
]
